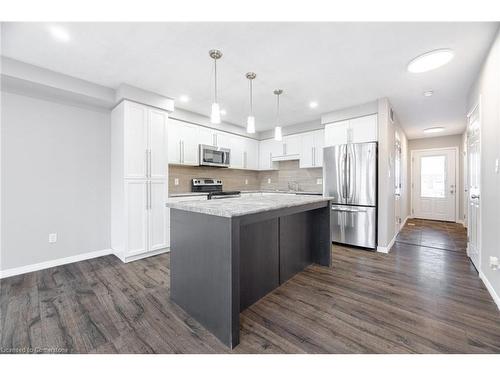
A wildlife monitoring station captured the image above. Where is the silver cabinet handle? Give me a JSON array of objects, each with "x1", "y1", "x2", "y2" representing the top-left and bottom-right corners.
[
  {"x1": 179, "y1": 140, "x2": 182, "y2": 163},
  {"x1": 181, "y1": 141, "x2": 185, "y2": 164},
  {"x1": 149, "y1": 181, "x2": 152, "y2": 209},
  {"x1": 148, "y1": 149, "x2": 152, "y2": 178},
  {"x1": 145, "y1": 150, "x2": 149, "y2": 177},
  {"x1": 471, "y1": 194, "x2": 480, "y2": 199}
]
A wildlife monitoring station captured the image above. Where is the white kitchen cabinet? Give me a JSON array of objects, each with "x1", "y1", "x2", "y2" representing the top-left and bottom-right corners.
[
  {"x1": 324, "y1": 114, "x2": 377, "y2": 146},
  {"x1": 227, "y1": 134, "x2": 245, "y2": 169},
  {"x1": 349, "y1": 115, "x2": 378, "y2": 143},
  {"x1": 244, "y1": 138, "x2": 259, "y2": 170},
  {"x1": 282, "y1": 134, "x2": 301, "y2": 156},
  {"x1": 111, "y1": 100, "x2": 170, "y2": 263},
  {"x1": 259, "y1": 139, "x2": 280, "y2": 170},
  {"x1": 197, "y1": 126, "x2": 216, "y2": 147},
  {"x1": 168, "y1": 118, "x2": 198, "y2": 165},
  {"x1": 299, "y1": 129, "x2": 324, "y2": 168}
]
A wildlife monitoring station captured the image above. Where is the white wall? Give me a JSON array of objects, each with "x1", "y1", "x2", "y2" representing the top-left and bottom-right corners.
[
  {"x1": 407, "y1": 134, "x2": 464, "y2": 221},
  {"x1": 1, "y1": 91, "x2": 111, "y2": 271},
  {"x1": 467, "y1": 29, "x2": 500, "y2": 307}
]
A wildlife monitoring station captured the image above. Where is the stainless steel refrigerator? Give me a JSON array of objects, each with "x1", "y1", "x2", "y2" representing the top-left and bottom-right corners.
[{"x1": 323, "y1": 142, "x2": 377, "y2": 249}]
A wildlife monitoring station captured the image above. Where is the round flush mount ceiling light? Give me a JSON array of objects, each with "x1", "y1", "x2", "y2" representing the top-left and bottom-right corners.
[
  {"x1": 219, "y1": 109, "x2": 227, "y2": 116},
  {"x1": 48, "y1": 25, "x2": 71, "y2": 42},
  {"x1": 309, "y1": 101, "x2": 318, "y2": 109},
  {"x1": 407, "y1": 49, "x2": 454, "y2": 73},
  {"x1": 178, "y1": 95, "x2": 190, "y2": 103},
  {"x1": 423, "y1": 127, "x2": 445, "y2": 134},
  {"x1": 423, "y1": 90, "x2": 434, "y2": 97}
]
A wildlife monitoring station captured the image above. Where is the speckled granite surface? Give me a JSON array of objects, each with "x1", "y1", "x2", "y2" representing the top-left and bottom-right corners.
[{"x1": 166, "y1": 194, "x2": 331, "y2": 217}]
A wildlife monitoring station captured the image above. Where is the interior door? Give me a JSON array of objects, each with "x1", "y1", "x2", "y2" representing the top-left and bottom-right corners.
[
  {"x1": 467, "y1": 105, "x2": 481, "y2": 270},
  {"x1": 412, "y1": 149, "x2": 456, "y2": 221},
  {"x1": 148, "y1": 109, "x2": 168, "y2": 179}
]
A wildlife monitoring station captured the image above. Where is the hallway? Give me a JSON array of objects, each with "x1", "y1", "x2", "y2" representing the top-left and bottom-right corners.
[{"x1": 396, "y1": 218, "x2": 468, "y2": 254}]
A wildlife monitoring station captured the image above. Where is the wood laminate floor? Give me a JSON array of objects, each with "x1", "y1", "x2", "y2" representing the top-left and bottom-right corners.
[{"x1": 1, "y1": 220, "x2": 499, "y2": 353}]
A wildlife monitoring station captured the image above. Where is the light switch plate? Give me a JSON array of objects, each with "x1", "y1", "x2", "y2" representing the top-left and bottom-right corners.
[
  {"x1": 174, "y1": 178, "x2": 179, "y2": 186},
  {"x1": 267, "y1": 178, "x2": 271, "y2": 184},
  {"x1": 48, "y1": 233, "x2": 57, "y2": 243},
  {"x1": 245, "y1": 179, "x2": 248, "y2": 185}
]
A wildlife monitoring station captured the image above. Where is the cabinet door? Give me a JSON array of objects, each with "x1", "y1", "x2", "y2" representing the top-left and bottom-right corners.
[
  {"x1": 124, "y1": 102, "x2": 148, "y2": 178},
  {"x1": 198, "y1": 126, "x2": 215, "y2": 146},
  {"x1": 167, "y1": 119, "x2": 183, "y2": 164},
  {"x1": 245, "y1": 138, "x2": 259, "y2": 170},
  {"x1": 149, "y1": 109, "x2": 168, "y2": 179},
  {"x1": 149, "y1": 180, "x2": 169, "y2": 251},
  {"x1": 324, "y1": 120, "x2": 348, "y2": 146},
  {"x1": 259, "y1": 140, "x2": 273, "y2": 170},
  {"x1": 228, "y1": 134, "x2": 244, "y2": 169},
  {"x1": 313, "y1": 129, "x2": 325, "y2": 167},
  {"x1": 125, "y1": 180, "x2": 148, "y2": 255},
  {"x1": 181, "y1": 123, "x2": 199, "y2": 165},
  {"x1": 283, "y1": 134, "x2": 301, "y2": 155},
  {"x1": 349, "y1": 114, "x2": 377, "y2": 143},
  {"x1": 299, "y1": 132, "x2": 315, "y2": 168},
  {"x1": 215, "y1": 131, "x2": 231, "y2": 149}
]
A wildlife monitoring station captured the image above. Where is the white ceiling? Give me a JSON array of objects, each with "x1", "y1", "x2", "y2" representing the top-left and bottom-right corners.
[{"x1": 1, "y1": 22, "x2": 498, "y2": 138}]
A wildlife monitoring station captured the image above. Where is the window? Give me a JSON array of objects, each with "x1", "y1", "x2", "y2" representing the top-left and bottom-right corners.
[{"x1": 420, "y1": 155, "x2": 446, "y2": 198}]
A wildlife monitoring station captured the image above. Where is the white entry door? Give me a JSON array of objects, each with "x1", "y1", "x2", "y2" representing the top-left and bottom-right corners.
[
  {"x1": 467, "y1": 104, "x2": 481, "y2": 270},
  {"x1": 412, "y1": 148, "x2": 457, "y2": 221}
]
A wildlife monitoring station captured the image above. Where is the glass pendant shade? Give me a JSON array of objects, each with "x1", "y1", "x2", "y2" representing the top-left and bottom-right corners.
[
  {"x1": 246, "y1": 116, "x2": 255, "y2": 134},
  {"x1": 274, "y1": 126, "x2": 282, "y2": 141},
  {"x1": 210, "y1": 102, "x2": 221, "y2": 124}
]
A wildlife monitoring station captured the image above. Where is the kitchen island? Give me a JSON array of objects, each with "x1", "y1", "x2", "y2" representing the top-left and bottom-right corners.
[{"x1": 167, "y1": 194, "x2": 332, "y2": 348}]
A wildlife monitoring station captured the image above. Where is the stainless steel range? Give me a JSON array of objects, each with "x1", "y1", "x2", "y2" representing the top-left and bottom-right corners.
[{"x1": 191, "y1": 178, "x2": 241, "y2": 199}]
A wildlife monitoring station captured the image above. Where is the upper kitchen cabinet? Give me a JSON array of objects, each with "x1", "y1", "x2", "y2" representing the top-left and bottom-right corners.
[
  {"x1": 118, "y1": 100, "x2": 168, "y2": 179},
  {"x1": 300, "y1": 129, "x2": 324, "y2": 168},
  {"x1": 259, "y1": 139, "x2": 280, "y2": 170},
  {"x1": 168, "y1": 118, "x2": 199, "y2": 166},
  {"x1": 244, "y1": 138, "x2": 259, "y2": 170},
  {"x1": 324, "y1": 114, "x2": 377, "y2": 146},
  {"x1": 272, "y1": 134, "x2": 301, "y2": 161}
]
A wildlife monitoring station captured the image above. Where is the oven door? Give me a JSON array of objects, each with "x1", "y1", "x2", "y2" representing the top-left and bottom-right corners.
[{"x1": 199, "y1": 145, "x2": 230, "y2": 167}]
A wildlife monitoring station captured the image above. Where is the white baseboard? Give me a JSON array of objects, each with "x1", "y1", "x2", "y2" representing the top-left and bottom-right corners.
[
  {"x1": 479, "y1": 270, "x2": 500, "y2": 311},
  {"x1": 114, "y1": 247, "x2": 170, "y2": 263},
  {"x1": 377, "y1": 232, "x2": 398, "y2": 254},
  {"x1": 400, "y1": 215, "x2": 409, "y2": 231},
  {"x1": 0, "y1": 248, "x2": 113, "y2": 279}
]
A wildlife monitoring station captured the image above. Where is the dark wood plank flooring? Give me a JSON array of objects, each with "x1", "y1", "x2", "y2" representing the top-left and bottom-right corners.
[{"x1": 1, "y1": 220, "x2": 499, "y2": 353}]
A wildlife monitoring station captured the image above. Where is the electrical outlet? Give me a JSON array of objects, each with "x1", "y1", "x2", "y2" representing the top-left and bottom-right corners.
[
  {"x1": 490, "y1": 256, "x2": 499, "y2": 270},
  {"x1": 174, "y1": 178, "x2": 179, "y2": 186},
  {"x1": 245, "y1": 179, "x2": 248, "y2": 185},
  {"x1": 267, "y1": 178, "x2": 271, "y2": 184},
  {"x1": 316, "y1": 178, "x2": 323, "y2": 185},
  {"x1": 48, "y1": 233, "x2": 57, "y2": 243}
]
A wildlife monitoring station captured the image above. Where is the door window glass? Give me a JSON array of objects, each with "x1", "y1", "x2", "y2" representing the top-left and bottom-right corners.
[{"x1": 420, "y1": 155, "x2": 446, "y2": 198}]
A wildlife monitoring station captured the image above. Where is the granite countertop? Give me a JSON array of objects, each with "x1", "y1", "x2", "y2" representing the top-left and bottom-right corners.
[
  {"x1": 168, "y1": 190, "x2": 322, "y2": 198},
  {"x1": 166, "y1": 194, "x2": 331, "y2": 218}
]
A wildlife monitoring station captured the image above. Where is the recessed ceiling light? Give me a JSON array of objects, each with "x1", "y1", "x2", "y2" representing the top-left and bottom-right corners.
[
  {"x1": 220, "y1": 109, "x2": 227, "y2": 116},
  {"x1": 48, "y1": 25, "x2": 71, "y2": 43},
  {"x1": 309, "y1": 101, "x2": 318, "y2": 109},
  {"x1": 423, "y1": 127, "x2": 444, "y2": 134},
  {"x1": 423, "y1": 90, "x2": 434, "y2": 97},
  {"x1": 407, "y1": 49, "x2": 454, "y2": 73},
  {"x1": 179, "y1": 95, "x2": 190, "y2": 103}
]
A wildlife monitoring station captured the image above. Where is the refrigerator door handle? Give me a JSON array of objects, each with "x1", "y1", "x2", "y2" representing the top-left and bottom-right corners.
[{"x1": 342, "y1": 145, "x2": 348, "y2": 200}]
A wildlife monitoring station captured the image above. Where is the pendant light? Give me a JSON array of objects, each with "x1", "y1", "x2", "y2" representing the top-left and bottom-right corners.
[
  {"x1": 209, "y1": 49, "x2": 222, "y2": 124},
  {"x1": 245, "y1": 72, "x2": 256, "y2": 134},
  {"x1": 273, "y1": 89, "x2": 283, "y2": 141}
]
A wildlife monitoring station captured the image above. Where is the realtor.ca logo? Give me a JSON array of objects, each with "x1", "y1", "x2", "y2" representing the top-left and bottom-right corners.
[{"x1": 0, "y1": 346, "x2": 68, "y2": 354}]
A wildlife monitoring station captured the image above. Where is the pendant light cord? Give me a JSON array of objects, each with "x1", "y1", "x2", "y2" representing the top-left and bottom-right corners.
[
  {"x1": 276, "y1": 93, "x2": 280, "y2": 126},
  {"x1": 249, "y1": 79, "x2": 253, "y2": 115},
  {"x1": 214, "y1": 58, "x2": 218, "y2": 103}
]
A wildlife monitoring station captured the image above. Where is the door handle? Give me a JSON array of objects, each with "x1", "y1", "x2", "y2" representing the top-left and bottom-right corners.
[
  {"x1": 148, "y1": 149, "x2": 152, "y2": 178},
  {"x1": 471, "y1": 194, "x2": 480, "y2": 199}
]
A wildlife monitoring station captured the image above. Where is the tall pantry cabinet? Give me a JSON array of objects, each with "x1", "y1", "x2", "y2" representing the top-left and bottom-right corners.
[{"x1": 111, "y1": 100, "x2": 170, "y2": 262}]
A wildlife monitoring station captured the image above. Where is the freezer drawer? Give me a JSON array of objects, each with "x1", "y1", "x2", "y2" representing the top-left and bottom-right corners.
[{"x1": 331, "y1": 205, "x2": 376, "y2": 249}]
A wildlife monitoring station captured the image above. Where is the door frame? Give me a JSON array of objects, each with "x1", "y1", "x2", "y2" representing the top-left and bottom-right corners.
[
  {"x1": 466, "y1": 98, "x2": 481, "y2": 269},
  {"x1": 410, "y1": 146, "x2": 459, "y2": 222}
]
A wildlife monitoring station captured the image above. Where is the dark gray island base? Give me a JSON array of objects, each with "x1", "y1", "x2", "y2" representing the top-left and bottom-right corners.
[{"x1": 168, "y1": 195, "x2": 332, "y2": 348}]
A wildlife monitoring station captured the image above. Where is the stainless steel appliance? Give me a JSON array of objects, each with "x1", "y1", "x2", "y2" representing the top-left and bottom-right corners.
[
  {"x1": 323, "y1": 142, "x2": 377, "y2": 249},
  {"x1": 199, "y1": 144, "x2": 230, "y2": 167},
  {"x1": 191, "y1": 178, "x2": 241, "y2": 199}
]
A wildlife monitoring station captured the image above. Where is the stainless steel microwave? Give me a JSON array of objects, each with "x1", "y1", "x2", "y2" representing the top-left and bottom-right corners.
[{"x1": 199, "y1": 144, "x2": 230, "y2": 167}]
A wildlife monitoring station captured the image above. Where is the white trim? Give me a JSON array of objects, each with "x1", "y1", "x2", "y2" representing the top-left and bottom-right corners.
[
  {"x1": 114, "y1": 247, "x2": 170, "y2": 263},
  {"x1": 410, "y1": 147, "x2": 459, "y2": 222},
  {"x1": 0, "y1": 248, "x2": 113, "y2": 279},
  {"x1": 377, "y1": 232, "x2": 398, "y2": 254},
  {"x1": 479, "y1": 270, "x2": 500, "y2": 311},
  {"x1": 400, "y1": 215, "x2": 409, "y2": 231}
]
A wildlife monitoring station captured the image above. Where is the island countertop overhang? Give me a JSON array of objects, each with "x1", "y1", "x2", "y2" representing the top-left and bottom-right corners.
[{"x1": 166, "y1": 194, "x2": 332, "y2": 218}]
